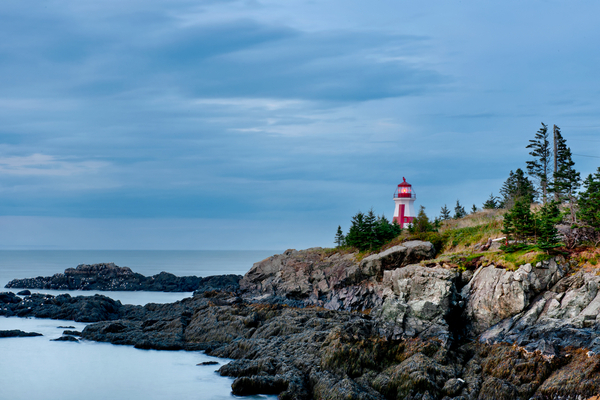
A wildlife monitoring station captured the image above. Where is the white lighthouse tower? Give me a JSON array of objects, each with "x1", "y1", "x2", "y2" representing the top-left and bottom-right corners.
[{"x1": 392, "y1": 177, "x2": 416, "y2": 228}]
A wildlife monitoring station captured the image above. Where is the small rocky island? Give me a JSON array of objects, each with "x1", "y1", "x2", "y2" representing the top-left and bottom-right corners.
[
  {"x1": 5, "y1": 262, "x2": 241, "y2": 293},
  {"x1": 2, "y1": 241, "x2": 600, "y2": 399}
]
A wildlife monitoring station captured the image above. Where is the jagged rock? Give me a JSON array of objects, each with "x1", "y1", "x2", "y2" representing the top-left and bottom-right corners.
[
  {"x1": 462, "y1": 259, "x2": 568, "y2": 334},
  {"x1": 240, "y1": 242, "x2": 437, "y2": 312},
  {"x1": 374, "y1": 265, "x2": 459, "y2": 342},
  {"x1": 5, "y1": 263, "x2": 203, "y2": 292},
  {"x1": 480, "y1": 270, "x2": 600, "y2": 355}
]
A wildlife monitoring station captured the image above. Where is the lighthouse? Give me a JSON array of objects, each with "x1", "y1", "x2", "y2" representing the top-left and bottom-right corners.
[{"x1": 392, "y1": 177, "x2": 416, "y2": 228}]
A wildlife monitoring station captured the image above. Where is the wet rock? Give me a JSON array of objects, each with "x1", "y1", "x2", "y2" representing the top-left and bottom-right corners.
[
  {"x1": 0, "y1": 292, "x2": 122, "y2": 322},
  {"x1": 17, "y1": 290, "x2": 31, "y2": 296},
  {"x1": 0, "y1": 330, "x2": 42, "y2": 338},
  {"x1": 52, "y1": 335, "x2": 79, "y2": 342},
  {"x1": 197, "y1": 361, "x2": 219, "y2": 366},
  {"x1": 0, "y1": 292, "x2": 22, "y2": 304}
]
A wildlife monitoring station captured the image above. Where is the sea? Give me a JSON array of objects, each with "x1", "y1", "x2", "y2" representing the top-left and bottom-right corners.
[{"x1": 0, "y1": 250, "x2": 280, "y2": 400}]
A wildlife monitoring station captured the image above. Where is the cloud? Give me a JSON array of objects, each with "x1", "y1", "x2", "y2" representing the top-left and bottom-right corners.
[{"x1": 0, "y1": 153, "x2": 108, "y2": 177}]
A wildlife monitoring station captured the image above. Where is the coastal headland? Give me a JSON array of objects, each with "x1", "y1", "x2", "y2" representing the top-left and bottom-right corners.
[{"x1": 3, "y1": 242, "x2": 600, "y2": 399}]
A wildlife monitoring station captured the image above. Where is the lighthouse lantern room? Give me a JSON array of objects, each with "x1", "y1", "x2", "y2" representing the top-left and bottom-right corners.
[{"x1": 393, "y1": 177, "x2": 416, "y2": 228}]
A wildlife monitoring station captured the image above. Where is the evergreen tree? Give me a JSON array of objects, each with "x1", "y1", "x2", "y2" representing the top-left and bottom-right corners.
[
  {"x1": 471, "y1": 204, "x2": 478, "y2": 214},
  {"x1": 548, "y1": 127, "x2": 580, "y2": 222},
  {"x1": 344, "y1": 210, "x2": 401, "y2": 251},
  {"x1": 535, "y1": 201, "x2": 562, "y2": 250},
  {"x1": 440, "y1": 204, "x2": 451, "y2": 220},
  {"x1": 453, "y1": 200, "x2": 466, "y2": 219},
  {"x1": 499, "y1": 168, "x2": 535, "y2": 208},
  {"x1": 577, "y1": 168, "x2": 600, "y2": 241},
  {"x1": 526, "y1": 122, "x2": 552, "y2": 203},
  {"x1": 334, "y1": 225, "x2": 345, "y2": 247},
  {"x1": 345, "y1": 211, "x2": 366, "y2": 249},
  {"x1": 374, "y1": 215, "x2": 401, "y2": 248},
  {"x1": 409, "y1": 205, "x2": 434, "y2": 234},
  {"x1": 482, "y1": 193, "x2": 499, "y2": 209},
  {"x1": 502, "y1": 198, "x2": 535, "y2": 247},
  {"x1": 363, "y1": 209, "x2": 377, "y2": 249}
]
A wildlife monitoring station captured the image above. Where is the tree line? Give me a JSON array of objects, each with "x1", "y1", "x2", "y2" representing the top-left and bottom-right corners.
[
  {"x1": 334, "y1": 209, "x2": 401, "y2": 251},
  {"x1": 489, "y1": 123, "x2": 598, "y2": 250}
]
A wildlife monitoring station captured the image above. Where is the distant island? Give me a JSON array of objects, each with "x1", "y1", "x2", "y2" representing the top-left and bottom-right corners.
[{"x1": 5, "y1": 262, "x2": 240, "y2": 293}]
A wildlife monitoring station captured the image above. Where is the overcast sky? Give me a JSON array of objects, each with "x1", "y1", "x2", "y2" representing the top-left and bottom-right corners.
[{"x1": 1, "y1": 0, "x2": 599, "y2": 249}]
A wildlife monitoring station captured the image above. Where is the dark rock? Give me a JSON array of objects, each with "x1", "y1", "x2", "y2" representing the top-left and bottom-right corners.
[
  {"x1": 5, "y1": 263, "x2": 203, "y2": 292},
  {"x1": 231, "y1": 375, "x2": 289, "y2": 396},
  {"x1": 0, "y1": 292, "x2": 22, "y2": 304},
  {"x1": 52, "y1": 335, "x2": 79, "y2": 342},
  {"x1": 197, "y1": 361, "x2": 219, "y2": 366},
  {"x1": 0, "y1": 330, "x2": 42, "y2": 338},
  {"x1": 0, "y1": 292, "x2": 122, "y2": 322},
  {"x1": 63, "y1": 330, "x2": 82, "y2": 336},
  {"x1": 17, "y1": 290, "x2": 31, "y2": 296},
  {"x1": 193, "y1": 274, "x2": 242, "y2": 295},
  {"x1": 57, "y1": 326, "x2": 75, "y2": 329}
]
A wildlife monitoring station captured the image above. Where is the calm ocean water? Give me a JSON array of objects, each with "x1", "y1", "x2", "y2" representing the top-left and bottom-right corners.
[{"x1": 0, "y1": 250, "x2": 280, "y2": 400}]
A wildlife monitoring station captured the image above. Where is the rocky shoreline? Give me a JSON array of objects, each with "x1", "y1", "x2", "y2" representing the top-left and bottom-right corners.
[{"x1": 2, "y1": 242, "x2": 600, "y2": 399}]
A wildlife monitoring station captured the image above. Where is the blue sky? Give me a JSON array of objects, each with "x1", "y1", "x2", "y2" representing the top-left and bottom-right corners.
[{"x1": 1, "y1": 0, "x2": 599, "y2": 249}]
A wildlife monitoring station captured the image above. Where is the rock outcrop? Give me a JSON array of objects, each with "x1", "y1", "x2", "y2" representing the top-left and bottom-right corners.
[
  {"x1": 480, "y1": 268, "x2": 600, "y2": 356},
  {"x1": 4, "y1": 263, "x2": 240, "y2": 293},
  {"x1": 462, "y1": 258, "x2": 569, "y2": 334}
]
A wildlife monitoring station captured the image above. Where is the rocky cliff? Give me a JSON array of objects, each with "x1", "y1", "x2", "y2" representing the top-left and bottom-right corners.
[{"x1": 2, "y1": 243, "x2": 600, "y2": 399}]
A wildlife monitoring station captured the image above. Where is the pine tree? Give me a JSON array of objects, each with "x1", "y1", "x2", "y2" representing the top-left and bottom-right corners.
[
  {"x1": 548, "y1": 127, "x2": 580, "y2": 223},
  {"x1": 577, "y1": 168, "x2": 600, "y2": 245},
  {"x1": 363, "y1": 209, "x2": 377, "y2": 249},
  {"x1": 410, "y1": 205, "x2": 433, "y2": 234},
  {"x1": 535, "y1": 201, "x2": 562, "y2": 250},
  {"x1": 440, "y1": 204, "x2": 451, "y2": 220},
  {"x1": 471, "y1": 204, "x2": 478, "y2": 214},
  {"x1": 500, "y1": 168, "x2": 535, "y2": 208},
  {"x1": 453, "y1": 200, "x2": 466, "y2": 219},
  {"x1": 502, "y1": 198, "x2": 535, "y2": 247},
  {"x1": 483, "y1": 193, "x2": 499, "y2": 209},
  {"x1": 526, "y1": 122, "x2": 552, "y2": 204},
  {"x1": 345, "y1": 211, "x2": 366, "y2": 250},
  {"x1": 344, "y1": 210, "x2": 401, "y2": 251},
  {"x1": 334, "y1": 225, "x2": 345, "y2": 247}
]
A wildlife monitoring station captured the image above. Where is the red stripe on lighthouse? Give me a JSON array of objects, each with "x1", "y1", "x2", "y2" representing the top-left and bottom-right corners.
[{"x1": 393, "y1": 204, "x2": 405, "y2": 228}]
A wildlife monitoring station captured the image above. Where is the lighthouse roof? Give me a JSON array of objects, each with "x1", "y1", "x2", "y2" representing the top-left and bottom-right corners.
[{"x1": 398, "y1": 177, "x2": 411, "y2": 187}]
